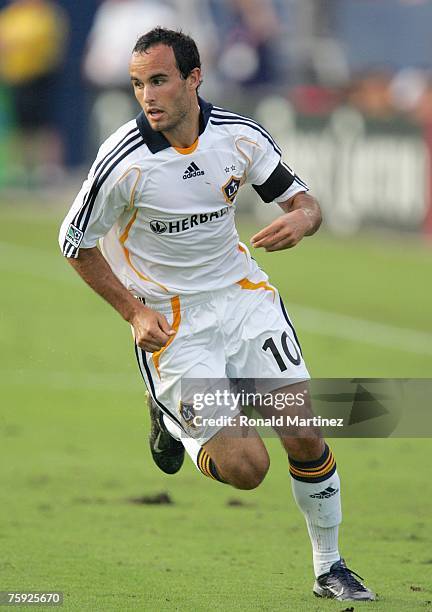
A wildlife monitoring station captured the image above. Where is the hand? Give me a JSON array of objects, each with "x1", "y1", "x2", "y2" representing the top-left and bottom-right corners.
[
  {"x1": 250, "y1": 209, "x2": 312, "y2": 252},
  {"x1": 131, "y1": 305, "x2": 176, "y2": 353}
]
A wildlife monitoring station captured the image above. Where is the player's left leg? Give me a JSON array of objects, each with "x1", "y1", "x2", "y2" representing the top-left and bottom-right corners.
[
  {"x1": 225, "y1": 275, "x2": 375, "y2": 601},
  {"x1": 262, "y1": 388, "x2": 373, "y2": 600}
]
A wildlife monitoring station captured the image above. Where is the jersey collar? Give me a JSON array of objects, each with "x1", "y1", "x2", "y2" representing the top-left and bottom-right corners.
[{"x1": 136, "y1": 97, "x2": 213, "y2": 154}]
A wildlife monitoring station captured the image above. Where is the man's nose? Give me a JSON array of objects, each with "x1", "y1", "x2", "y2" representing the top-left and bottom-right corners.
[{"x1": 143, "y1": 85, "x2": 155, "y2": 104}]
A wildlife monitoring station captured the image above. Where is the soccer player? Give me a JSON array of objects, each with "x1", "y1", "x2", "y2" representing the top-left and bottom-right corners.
[{"x1": 59, "y1": 28, "x2": 375, "y2": 602}]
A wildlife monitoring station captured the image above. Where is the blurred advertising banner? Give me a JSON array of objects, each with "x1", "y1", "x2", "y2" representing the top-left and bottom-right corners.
[{"x1": 255, "y1": 100, "x2": 430, "y2": 236}]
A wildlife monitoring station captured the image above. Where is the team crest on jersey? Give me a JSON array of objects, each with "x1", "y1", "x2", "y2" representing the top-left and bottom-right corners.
[
  {"x1": 222, "y1": 175, "x2": 241, "y2": 204},
  {"x1": 179, "y1": 401, "x2": 197, "y2": 428},
  {"x1": 65, "y1": 224, "x2": 83, "y2": 248},
  {"x1": 150, "y1": 220, "x2": 168, "y2": 234}
]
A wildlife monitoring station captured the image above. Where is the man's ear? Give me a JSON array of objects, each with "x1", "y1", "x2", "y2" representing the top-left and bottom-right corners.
[{"x1": 188, "y1": 67, "x2": 202, "y2": 92}]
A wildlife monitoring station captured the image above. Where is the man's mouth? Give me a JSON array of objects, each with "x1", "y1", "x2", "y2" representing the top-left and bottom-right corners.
[{"x1": 147, "y1": 109, "x2": 164, "y2": 121}]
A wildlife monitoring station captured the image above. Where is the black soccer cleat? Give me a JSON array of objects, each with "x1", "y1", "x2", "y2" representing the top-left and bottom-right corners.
[
  {"x1": 313, "y1": 558, "x2": 376, "y2": 601},
  {"x1": 148, "y1": 396, "x2": 185, "y2": 475}
]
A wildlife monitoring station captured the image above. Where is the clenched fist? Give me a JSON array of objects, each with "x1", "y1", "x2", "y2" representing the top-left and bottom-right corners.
[{"x1": 131, "y1": 304, "x2": 176, "y2": 352}]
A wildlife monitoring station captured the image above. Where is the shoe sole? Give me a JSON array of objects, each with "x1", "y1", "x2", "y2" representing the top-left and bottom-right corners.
[{"x1": 313, "y1": 585, "x2": 375, "y2": 601}]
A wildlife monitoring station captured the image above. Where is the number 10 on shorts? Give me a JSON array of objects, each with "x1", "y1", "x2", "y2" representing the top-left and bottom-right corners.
[{"x1": 262, "y1": 331, "x2": 301, "y2": 372}]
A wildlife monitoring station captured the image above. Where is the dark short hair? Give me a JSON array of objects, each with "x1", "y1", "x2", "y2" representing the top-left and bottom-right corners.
[{"x1": 133, "y1": 27, "x2": 201, "y2": 80}]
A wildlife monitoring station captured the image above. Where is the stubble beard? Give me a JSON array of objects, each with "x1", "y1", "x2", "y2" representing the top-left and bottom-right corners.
[{"x1": 160, "y1": 95, "x2": 192, "y2": 136}]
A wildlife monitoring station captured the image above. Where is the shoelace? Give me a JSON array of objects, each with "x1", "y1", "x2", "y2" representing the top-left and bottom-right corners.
[{"x1": 332, "y1": 564, "x2": 368, "y2": 592}]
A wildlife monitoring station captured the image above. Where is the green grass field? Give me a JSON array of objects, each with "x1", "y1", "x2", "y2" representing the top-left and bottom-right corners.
[{"x1": 1, "y1": 202, "x2": 431, "y2": 611}]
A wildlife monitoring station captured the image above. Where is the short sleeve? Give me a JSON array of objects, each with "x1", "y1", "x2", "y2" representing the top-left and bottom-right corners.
[
  {"x1": 59, "y1": 143, "x2": 141, "y2": 258},
  {"x1": 243, "y1": 124, "x2": 282, "y2": 186},
  {"x1": 239, "y1": 124, "x2": 309, "y2": 203}
]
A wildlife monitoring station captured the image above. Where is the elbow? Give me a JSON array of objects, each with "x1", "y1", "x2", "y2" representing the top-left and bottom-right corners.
[
  {"x1": 316, "y1": 200, "x2": 323, "y2": 232},
  {"x1": 309, "y1": 194, "x2": 322, "y2": 233}
]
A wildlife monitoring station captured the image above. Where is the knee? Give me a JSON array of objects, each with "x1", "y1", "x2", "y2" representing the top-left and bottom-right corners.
[{"x1": 226, "y1": 449, "x2": 270, "y2": 490}]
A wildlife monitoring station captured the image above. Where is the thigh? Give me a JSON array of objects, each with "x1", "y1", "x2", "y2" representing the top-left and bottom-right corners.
[
  {"x1": 226, "y1": 278, "x2": 309, "y2": 383},
  {"x1": 134, "y1": 297, "x2": 231, "y2": 443}
]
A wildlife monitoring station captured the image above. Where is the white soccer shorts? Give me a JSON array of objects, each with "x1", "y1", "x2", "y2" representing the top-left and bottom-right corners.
[{"x1": 134, "y1": 266, "x2": 310, "y2": 446}]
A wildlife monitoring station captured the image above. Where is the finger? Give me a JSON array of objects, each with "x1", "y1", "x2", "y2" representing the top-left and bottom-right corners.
[
  {"x1": 148, "y1": 328, "x2": 172, "y2": 346},
  {"x1": 265, "y1": 236, "x2": 299, "y2": 251},
  {"x1": 254, "y1": 229, "x2": 293, "y2": 249},
  {"x1": 135, "y1": 326, "x2": 169, "y2": 348},
  {"x1": 251, "y1": 224, "x2": 279, "y2": 245},
  {"x1": 137, "y1": 340, "x2": 164, "y2": 353},
  {"x1": 252, "y1": 226, "x2": 289, "y2": 247},
  {"x1": 157, "y1": 313, "x2": 176, "y2": 336},
  {"x1": 251, "y1": 218, "x2": 286, "y2": 242}
]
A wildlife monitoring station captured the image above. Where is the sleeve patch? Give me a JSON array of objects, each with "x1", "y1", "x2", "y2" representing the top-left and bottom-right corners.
[
  {"x1": 65, "y1": 224, "x2": 84, "y2": 248},
  {"x1": 252, "y1": 162, "x2": 295, "y2": 203}
]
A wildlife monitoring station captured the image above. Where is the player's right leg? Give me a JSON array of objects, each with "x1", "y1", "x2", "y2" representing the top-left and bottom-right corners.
[
  {"x1": 133, "y1": 293, "x2": 270, "y2": 489},
  {"x1": 203, "y1": 415, "x2": 270, "y2": 489},
  {"x1": 160, "y1": 405, "x2": 270, "y2": 489}
]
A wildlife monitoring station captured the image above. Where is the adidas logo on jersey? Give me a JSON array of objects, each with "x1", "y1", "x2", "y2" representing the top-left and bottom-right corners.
[{"x1": 183, "y1": 161, "x2": 205, "y2": 180}]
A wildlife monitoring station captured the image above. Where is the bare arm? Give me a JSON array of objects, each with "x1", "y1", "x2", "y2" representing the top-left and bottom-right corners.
[
  {"x1": 250, "y1": 192, "x2": 322, "y2": 252},
  {"x1": 67, "y1": 247, "x2": 174, "y2": 352}
]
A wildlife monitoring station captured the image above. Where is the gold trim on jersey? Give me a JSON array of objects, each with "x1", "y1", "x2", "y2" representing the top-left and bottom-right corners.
[
  {"x1": 114, "y1": 165, "x2": 141, "y2": 210},
  {"x1": 119, "y1": 210, "x2": 169, "y2": 293},
  {"x1": 152, "y1": 295, "x2": 181, "y2": 378},
  {"x1": 235, "y1": 136, "x2": 261, "y2": 173}
]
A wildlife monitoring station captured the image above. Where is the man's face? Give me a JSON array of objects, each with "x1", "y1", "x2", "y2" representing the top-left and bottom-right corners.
[{"x1": 129, "y1": 44, "x2": 200, "y2": 133}]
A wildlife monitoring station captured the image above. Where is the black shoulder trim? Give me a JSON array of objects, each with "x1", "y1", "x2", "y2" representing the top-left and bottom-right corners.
[
  {"x1": 135, "y1": 97, "x2": 213, "y2": 154},
  {"x1": 198, "y1": 97, "x2": 213, "y2": 134},
  {"x1": 136, "y1": 112, "x2": 171, "y2": 154},
  {"x1": 252, "y1": 162, "x2": 295, "y2": 203}
]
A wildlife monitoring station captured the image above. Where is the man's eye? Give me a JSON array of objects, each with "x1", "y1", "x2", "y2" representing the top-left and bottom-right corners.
[
  {"x1": 153, "y1": 79, "x2": 163, "y2": 86},
  {"x1": 133, "y1": 81, "x2": 143, "y2": 89}
]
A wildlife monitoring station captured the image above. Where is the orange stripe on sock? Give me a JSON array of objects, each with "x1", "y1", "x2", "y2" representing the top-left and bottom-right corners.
[
  {"x1": 290, "y1": 452, "x2": 334, "y2": 474},
  {"x1": 290, "y1": 457, "x2": 335, "y2": 479}
]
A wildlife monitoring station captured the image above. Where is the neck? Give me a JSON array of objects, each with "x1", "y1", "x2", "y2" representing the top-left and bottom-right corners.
[{"x1": 163, "y1": 100, "x2": 200, "y2": 149}]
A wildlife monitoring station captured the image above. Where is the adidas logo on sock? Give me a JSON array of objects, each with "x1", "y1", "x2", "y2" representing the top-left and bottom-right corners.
[
  {"x1": 183, "y1": 161, "x2": 205, "y2": 180},
  {"x1": 309, "y1": 486, "x2": 339, "y2": 499}
]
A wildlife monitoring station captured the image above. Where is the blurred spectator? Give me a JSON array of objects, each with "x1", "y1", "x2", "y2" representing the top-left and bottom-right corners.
[
  {"x1": 411, "y1": 83, "x2": 432, "y2": 125},
  {"x1": 209, "y1": 0, "x2": 285, "y2": 88},
  {"x1": 346, "y1": 71, "x2": 394, "y2": 120},
  {"x1": 170, "y1": 0, "x2": 219, "y2": 97},
  {"x1": 84, "y1": 0, "x2": 222, "y2": 142},
  {"x1": 83, "y1": 0, "x2": 176, "y2": 142},
  {"x1": 84, "y1": 0, "x2": 176, "y2": 89},
  {"x1": 0, "y1": 0, "x2": 68, "y2": 187}
]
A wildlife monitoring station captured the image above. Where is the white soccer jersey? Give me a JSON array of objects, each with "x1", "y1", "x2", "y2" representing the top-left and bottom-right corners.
[{"x1": 59, "y1": 98, "x2": 308, "y2": 300}]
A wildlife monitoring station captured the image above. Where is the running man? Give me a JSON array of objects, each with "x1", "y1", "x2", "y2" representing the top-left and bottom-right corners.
[{"x1": 59, "y1": 27, "x2": 375, "y2": 602}]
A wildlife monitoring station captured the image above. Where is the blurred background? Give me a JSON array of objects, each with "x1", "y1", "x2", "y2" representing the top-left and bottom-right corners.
[
  {"x1": 0, "y1": 0, "x2": 431, "y2": 236},
  {"x1": 1, "y1": 3, "x2": 432, "y2": 607}
]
